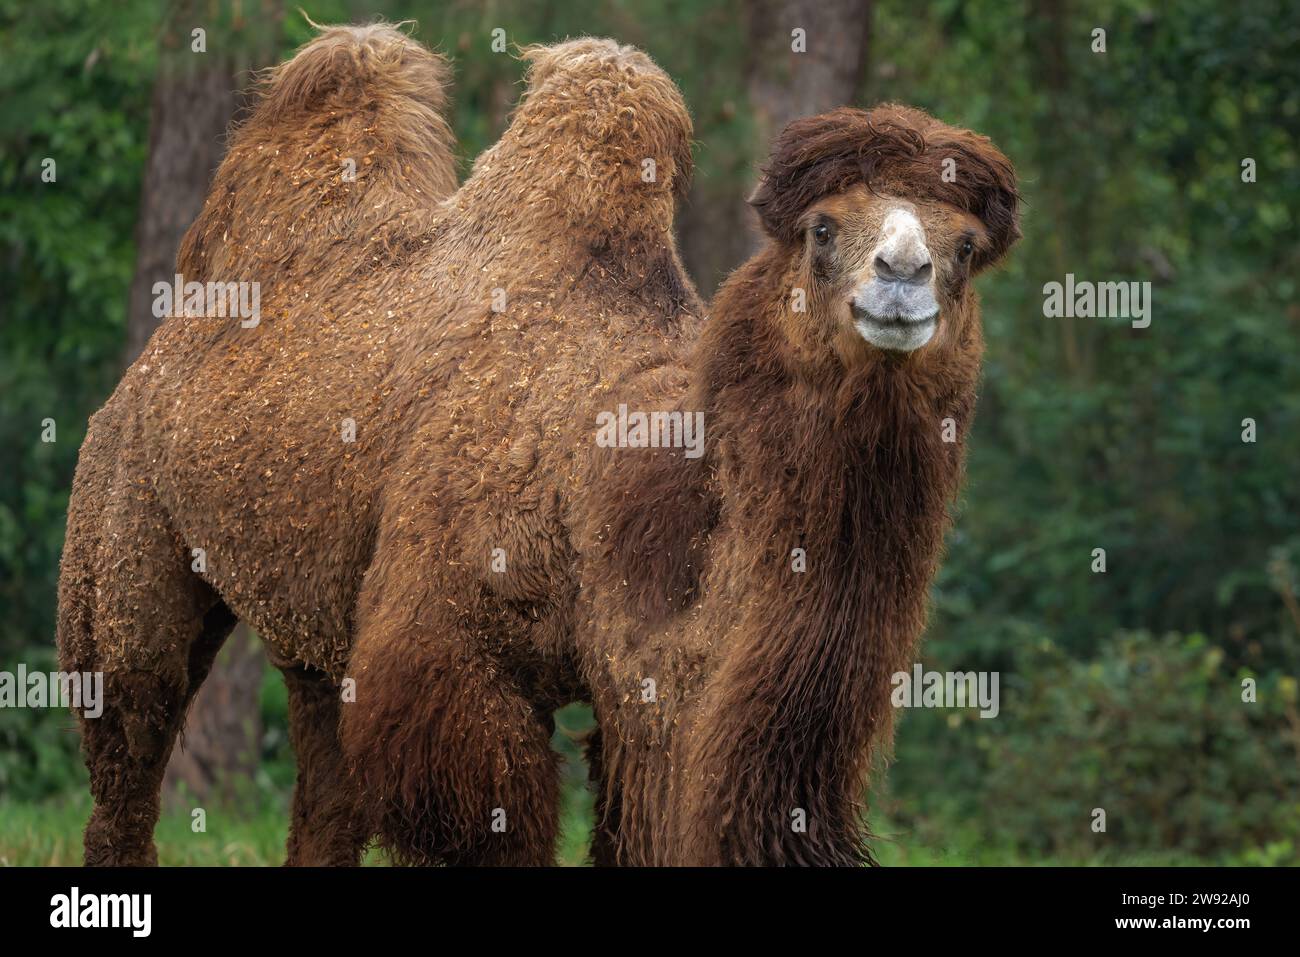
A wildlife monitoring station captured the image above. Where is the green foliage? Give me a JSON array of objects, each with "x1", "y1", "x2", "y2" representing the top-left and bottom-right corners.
[
  {"x1": 0, "y1": 0, "x2": 156, "y2": 674},
  {"x1": 883, "y1": 631, "x2": 1300, "y2": 863},
  {"x1": 866, "y1": 0, "x2": 1300, "y2": 664},
  {"x1": 0, "y1": 646, "x2": 87, "y2": 802}
]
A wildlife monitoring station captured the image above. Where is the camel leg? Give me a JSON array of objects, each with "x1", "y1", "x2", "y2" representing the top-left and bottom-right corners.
[
  {"x1": 58, "y1": 455, "x2": 232, "y2": 866},
  {"x1": 583, "y1": 725, "x2": 624, "y2": 866},
  {"x1": 339, "y1": 593, "x2": 560, "y2": 866},
  {"x1": 278, "y1": 662, "x2": 369, "y2": 866}
]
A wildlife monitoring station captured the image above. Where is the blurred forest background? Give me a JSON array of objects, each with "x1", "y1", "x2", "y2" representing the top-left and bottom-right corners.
[{"x1": 1, "y1": 0, "x2": 1298, "y2": 865}]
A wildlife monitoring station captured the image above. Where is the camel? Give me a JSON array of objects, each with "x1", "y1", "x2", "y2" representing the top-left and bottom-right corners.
[{"x1": 56, "y1": 23, "x2": 1019, "y2": 866}]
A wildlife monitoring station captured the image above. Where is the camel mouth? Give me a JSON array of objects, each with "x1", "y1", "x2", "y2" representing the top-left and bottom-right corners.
[
  {"x1": 850, "y1": 283, "x2": 939, "y2": 352},
  {"x1": 853, "y1": 313, "x2": 938, "y2": 352}
]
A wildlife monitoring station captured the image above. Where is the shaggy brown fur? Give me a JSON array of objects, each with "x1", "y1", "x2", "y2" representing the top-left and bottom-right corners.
[
  {"x1": 56, "y1": 23, "x2": 463, "y2": 867},
  {"x1": 179, "y1": 23, "x2": 457, "y2": 285},
  {"x1": 579, "y1": 105, "x2": 1020, "y2": 864},
  {"x1": 58, "y1": 23, "x2": 698, "y2": 866},
  {"x1": 58, "y1": 21, "x2": 1018, "y2": 865}
]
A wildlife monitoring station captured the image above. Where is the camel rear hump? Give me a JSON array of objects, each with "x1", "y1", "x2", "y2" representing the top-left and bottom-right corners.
[{"x1": 177, "y1": 22, "x2": 458, "y2": 287}]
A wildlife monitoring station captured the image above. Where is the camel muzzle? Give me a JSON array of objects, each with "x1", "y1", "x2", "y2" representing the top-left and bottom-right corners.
[{"x1": 850, "y1": 280, "x2": 939, "y2": 352}]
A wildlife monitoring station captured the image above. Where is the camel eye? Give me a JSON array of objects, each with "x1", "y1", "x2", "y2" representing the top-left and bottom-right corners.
[
  {"x1": 959, "y1": 238, "x2": 975, "y2": 261},
  {"x1": 813, "y1": 224, "x2": 831, "y2": 246}
]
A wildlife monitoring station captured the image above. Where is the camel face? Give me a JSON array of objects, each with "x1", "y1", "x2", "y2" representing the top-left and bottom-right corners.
[
  {"x1": 793, "y1": 183, "x2": 994, "y2": 358},
  {"x1": 749, "y1": 104, "x2": 1019, "y2": 369}
]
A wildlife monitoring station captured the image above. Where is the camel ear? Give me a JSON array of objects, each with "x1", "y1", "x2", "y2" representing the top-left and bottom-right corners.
[{"x1": 747, "y1": 176, "x2": 781, "y2": 238}]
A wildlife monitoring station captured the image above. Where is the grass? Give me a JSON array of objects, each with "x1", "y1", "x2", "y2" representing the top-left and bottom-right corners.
[
  {"x1": 1, "y1": 794, "x2": 1220, "y2": 868},
  {"x1": 0, "y1": 703, "x2": 1239, "y2": 866},
  {"x1": 0, "y1": 704, "x2": 597, "y2": 867},
  {"x1": 1, "y1": 793, "x2": 1217, "y2": 866},
  {"x1": 0, "y1": 791, "x2": 595, "y2": 867},
  {"x1": 868, "y1": 823, "x2": 1217, "y2": 866},
  {"x1": 0, "y1": 792, "x2": 292, "y2": 867},
  {"x1": 0, "y1": 790, "x2": 1237, "y2": 868}
]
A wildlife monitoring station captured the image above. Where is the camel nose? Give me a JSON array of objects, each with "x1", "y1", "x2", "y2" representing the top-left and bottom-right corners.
[
  {"x1": 872, "y1": 207, "x2": 933, "y2": 285},
  {"x1": 873, "y1": 250, "x2": 932, "y2": 285}
]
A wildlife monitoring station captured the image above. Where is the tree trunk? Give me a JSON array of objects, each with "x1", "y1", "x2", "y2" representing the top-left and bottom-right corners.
[
  {"x1": 165, "y1": 625, "x2": 266, "y2": 804},
  {"x1": 125, "y1": 0, "x2": 282, "y2": 806},
  {"x1": 680, "y1": 0, "x2": 872, "y2": 295},
  {"x1": 1025, "y1": 0, "x2": 1092, "y2": 378},
  {"x1": 744, "y1": 0, "x2": 872, "y2": 149},
  {"x1": 122, "y1": 61, "x2": 240, "y2": 363}
]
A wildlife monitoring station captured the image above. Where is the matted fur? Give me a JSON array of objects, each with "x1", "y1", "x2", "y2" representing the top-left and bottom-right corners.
[
  {"x1": 58, "y1": 21, "x2": 1017, "y2": 865},
  {"x1": 57, "y1": 25, "x2": 701, "y2": 866}
]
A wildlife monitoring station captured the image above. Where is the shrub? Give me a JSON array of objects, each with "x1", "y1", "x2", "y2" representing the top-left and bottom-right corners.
[{"x1": 883, "y1": 631, "x2": 1300, "y2": 863}]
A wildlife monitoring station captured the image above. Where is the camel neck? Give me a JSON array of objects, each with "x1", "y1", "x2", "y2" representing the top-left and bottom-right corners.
[
  {"x1": 694, "y1": 248, "x2": 976, "y2": 534},
  {"x1": 678, "y1": 248, "x2": 978, "y2": 864}
]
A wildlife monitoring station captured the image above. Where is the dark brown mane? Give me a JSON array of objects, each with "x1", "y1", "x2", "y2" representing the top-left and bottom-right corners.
[
  {"x1": 749, "y1": 104, "x2": 1021, "y2": 268},
  {"x1": 659, "y1": 245, "x2": 980, "y2": 864}
]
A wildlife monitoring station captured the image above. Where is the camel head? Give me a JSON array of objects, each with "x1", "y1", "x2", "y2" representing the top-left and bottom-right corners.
[{"x1": 748, "y1": 104, "x2": 1020, "y2": 364}]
